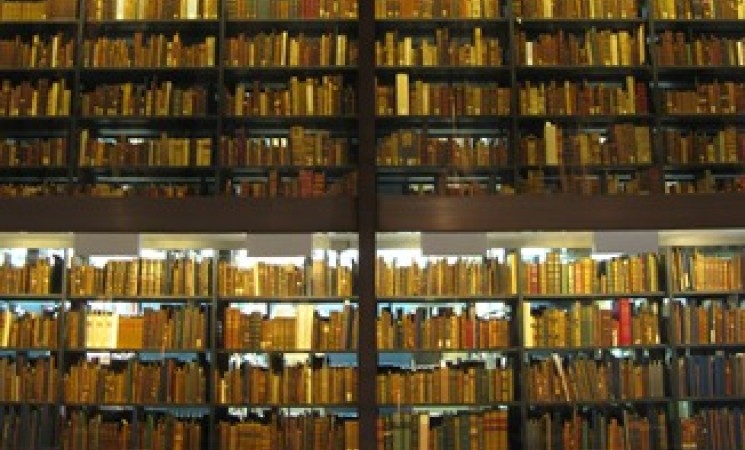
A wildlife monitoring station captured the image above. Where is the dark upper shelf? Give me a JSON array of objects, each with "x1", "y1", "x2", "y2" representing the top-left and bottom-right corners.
[
  {"x1": 378, "y1": 193, "x2": 745, "y2": 232},
  {"x1": 0, "y1": 196, "x2": 357, "y2": 232},
  {"x1": 0, "y1": 194, "x2": 744, "y2": 232}
]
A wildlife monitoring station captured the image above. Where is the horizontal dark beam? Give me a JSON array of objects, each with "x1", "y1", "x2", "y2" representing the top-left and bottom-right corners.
[
  {"x1": 2, "y1": 195, "x2": 744, "y2": 233},
  {"x1": 0, "y1": 197, "x2": 357, "y2": 232},
  {"x1": 379, "y1": 194, "x2": 745, "y2": 232}
]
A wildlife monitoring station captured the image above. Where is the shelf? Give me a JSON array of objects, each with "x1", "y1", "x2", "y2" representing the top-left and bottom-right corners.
[
  {"x1": 224, "y1": 66, "x2": 357, "y2": 77},
  {"x1": 76, "y1": 167, "x2": 216, "y2": 178},
  {"x1": 676, "y1": 396, "x2": 745, "y2": 403},
  {"x1": 670, "y1": 290, "x2": 743, "y2": 297},
  {"x1": 377, "y1": 401, "x2": 520, "y2": 408},
  {"x1": 0, "y1": 347, "x2": 57, "y2": 353},
  {"x1": 517, "y1": 114, "x2": 652, "y2": 124},
  {"x1": 216, "y1": 349, "x2": 357, "y2": 355},
  {"x1": 78, "y1": 116, "x2": 218, "y2": 128},
  {"x1": 375, "y1": 115, "x2": 512, "y2": 128},
  {"x1": 67, "y1": 295, "x2": 212, "y2": 303},
  {"x1": 378, "y1": 347, "x2": 520, "y2": 354},
  {"x1": 376, "y1": 65, "x2": 511, "y2": 79},
  {"x1": 525, "y1": 344, "x2": 667, "y2": 353},
  {"x1": 0, "y1": 166, "x2": 69, "y2": 173},
  {"x1": 659, "y1": 114, "x2": 745, "y2": 124},
  {"x1": 0, "y1": 67, "x2": 75, "y2": 78},
  {"x1": 664, "y1": 163, "x2": 745, "y2": 172},
  {"x1": 216, "y1": 403, "x2": 356, "y2": 409},
  {"x1": 65, "y1": 347, "x2": 208, "y2": 354},
  {"x1": 79, "y1": 67, "x2": 219, "y2": 80},
  {"x1": 675, "y1": 343, "x2": 745, "y2": 351},
  {"x1": 0, "y1": 19, "x2": 78, "y2": 29},
  {"x1": 523, "y1": 292, "x2": 666, "y2": 300},
  {"x1": 0, "y1": 294, "x2": 62, "y2": 301},
  {"x1": 223, "y1": 116, "x2": 357, "y2": 128},
  {"x1": 657, "y1": 65, "x2": 745, "y2": 77},
  {"x1": 0, "y1": 117, "x2": 70, "y2": 129},
  {"x1": 225, "y1": 18, "x2": 359, "y2": 31},
  {"x1": 219, "y1": 296, "x2": 358, "y2": 303},
  {"x1": 223, "y1": 165, "x2": 357, "y2": 176},
  {"x1": 515, "y1": 18, "x2": 645, "y2": 29},
  {"x1": 527, "y1": 398, "x2": 669, "y2": 407},
  {"x1": 515, "y1": 65, "x2": 651, "y2": 78},
  {"x1": 0, "y1": 400, "x2": 57, "y2": 406},
  {"x1": 377, "y1": 167, "x2": 513, "y2": 178},
  {"x1": 84, "y1": 19, "x2": 220, "y2": 32},
  {"x1": 376, "y1": 295, "x2": 517, "y2": 302},
  {"x1": 375, "y1": 17, "x2": 508, "y2": 27},
  {"x1": 0, "y1": 196, "x2": 357, "y2": 232},
  {"x1": 517, "y1": 164, "x2": 655, "y2": 173},
  {"x1": 378, "y1": 193, "x2": 745, "y2": 231},
  {"x1": 64, "y1": 402, "x2": 210, "y2": 408},
  {"x1": 653, "y1": 19, "x2": 745, "y2": 32},
  {"x1": 62, "y1": 404, "x2": 211, "y2": 413}
]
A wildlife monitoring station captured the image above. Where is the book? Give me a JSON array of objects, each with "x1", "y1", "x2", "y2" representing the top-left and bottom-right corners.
[
  {"x1": 523, "y1": 251, "x2": 659, "y2": 295},
  {"x1": 528, "y1": 353, "x2": 665, "y2": 402},
  {"x1": 0, "y1": 355, "x2": 57, "y2": 402},
  {"x1": 377, "y1": 360, "x2": 513, "y2": 404},
  {"x1": 78, "y1": 132, "x2": 212, "y2": 168},
  {"x1": 68, "y1": 256, "x2": 212, "y2": 297},
  {"x1": 375, "y1": 0, "x2": 500, "y2": 18},
  {"x1": 220, "y1": 414, "x2": 356, "y2": 450},
  {"x1": 84, "y1": 33, "x2": 216, "y2": 68},
  {"x1": 377, "y1": 305, "x2": 509, "y2": 350},
  {"x1": 86, "y1": 0, "x2": 218, "y2": 19},
  {"x1": 215, "y1": 358, "x2": 357, "y2": 405},
  {"x1": 0, "y1": 33, "x2": 74, "y2": 68},
  {"x1": 227, "y1": 31, "x2": 358, "y2": 67},
  {"x1": 518, "y1": 28, "x2": 645, "y2": 66},
  {"x1": 376, "y1": 255, "x2": 517, "y2": 296},
  {"x1": 525, "y1": 300, "x2": 660, "y2": 348},
  {"x1": 227, "y1": 76, "x2": 354, "y2": 116},
  {"x1": 662, "y1": 81, "x2": 745, "y2": 115},
  {"x1": 63, "y1": 359, "x2": 206, "y2": 404},
  {"x1": 519, "y1": 78, "x2": 647, "y2": 116},
  {"x1": 0, "y1": 79, "x2": 70, "y2": 117},
  {"x1": 516, "y1": 0, "x2": 639, "y2": 18},
  {"x1": 218, "y1": 258, "x2": 354, "y2": 297}
]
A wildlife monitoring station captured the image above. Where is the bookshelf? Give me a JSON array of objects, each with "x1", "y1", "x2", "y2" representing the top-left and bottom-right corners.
[
  {"x1": 2, "y1": 1, "x2": 745, "y2": 450},
  {"x1": 0, "y1": 234, "x2": 361, "y2": 450},
  {"x1": 1, "y1": 231, "x2": 745, "y2": 449},
  {"x1": 1, "y1": 0, "x2": 745, "y2": 230},
  {"x1": 374, "y1": 247, "x2": 518, "y2": 450}
]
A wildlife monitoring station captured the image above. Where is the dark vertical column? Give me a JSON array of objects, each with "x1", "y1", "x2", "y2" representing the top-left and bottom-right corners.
[
  {"x1": 68, "y1": 0, "x2": 87, "y2": 193},
  {"x1": 56, "y1": 247, "x2": 71, "y2": 448},
  {"x1": 357, "y1": 0, "x2": 377, "y2": 449},
  {"x1": 515, "y1": 249, "x2": 527, "y2": 450},
  {"x1": 506, "y1": 1, "x2": 520, "y2": 194},
  {"x1": 663, "y1": 247, "x2": 682, "y2": 450},
  {"x1": 214, "y1": 0, "x2": 227, "y2": 196},
  {"x1": 208, "y1": 251, "x2": 219, "y2": 450},
  {"x1": 647, "y1": 0, "x2": 665, "y2": 194}
]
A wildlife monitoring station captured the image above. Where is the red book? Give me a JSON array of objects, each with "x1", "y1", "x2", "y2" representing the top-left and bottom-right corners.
[
  {"x1": 463, "y1": 307, "x2": 475, "y2": 349},
  {"x1": 616, "y1": 298, "x2": 632, "y2": 346},
  {"x1": 636, "y1": 82, "x2": 648, "y2": 113}
]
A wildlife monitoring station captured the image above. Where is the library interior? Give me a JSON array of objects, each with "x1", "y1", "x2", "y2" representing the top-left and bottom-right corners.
[{"x1": 0, "y1": 0, "x2": 745, "y2": 449}]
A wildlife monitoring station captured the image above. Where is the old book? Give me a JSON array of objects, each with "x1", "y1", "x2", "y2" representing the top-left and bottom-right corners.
[{"x1": 395, "y1": 72, "x2": 410, "y2": 116}]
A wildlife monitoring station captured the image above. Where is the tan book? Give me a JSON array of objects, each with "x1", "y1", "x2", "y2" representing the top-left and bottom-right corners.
[
  {"x1": 395, "y1": 72, "x2": 409, "y2": 116},
  {"x1": 544, "y1": 121, "x2": 558, "y2": 165}
]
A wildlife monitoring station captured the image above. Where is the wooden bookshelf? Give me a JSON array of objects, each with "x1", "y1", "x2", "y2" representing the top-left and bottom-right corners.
[{"x1": 2, "y1": 1, "x2": 745, "y2": 449}]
